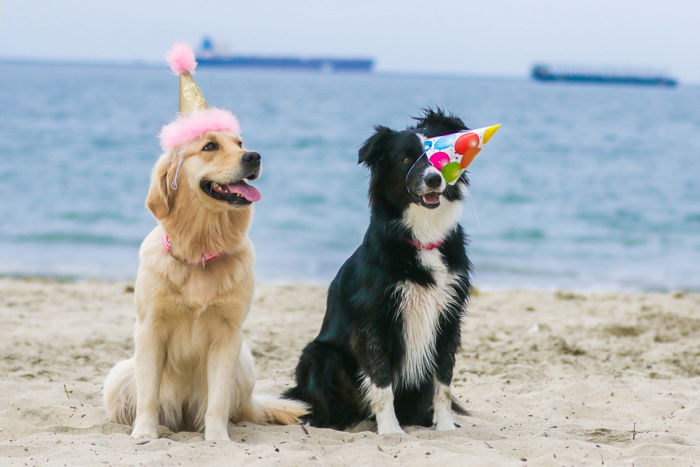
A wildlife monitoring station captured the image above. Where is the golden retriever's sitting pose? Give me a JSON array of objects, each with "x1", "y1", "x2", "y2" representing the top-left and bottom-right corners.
[{"x1": 103, "y1": 43, "x2": 305, "y2": 441}]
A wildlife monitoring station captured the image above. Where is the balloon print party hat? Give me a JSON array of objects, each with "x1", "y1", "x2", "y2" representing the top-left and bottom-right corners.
[{"x1": 423, "y1": 125, "x2": 501, "y2": 184}]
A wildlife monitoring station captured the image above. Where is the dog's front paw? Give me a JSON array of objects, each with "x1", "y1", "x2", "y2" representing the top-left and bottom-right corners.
[
  {"x1": 131, "y1": 423, "x2": 158, "y2": 439},
  {"x1": 435, "y1": 419, "x2": 457, "y2": 431},
  {"x1": 375, "y1": 406, "x2": 405, "y2": 435},
  {"x1": 433, "y1": 404, "x2": 457, "y2": 431},
  {"x1": 204, "y1": 425, "x2": 231, "y2": 442},
  {"x1": 377, "y1": 419, "x2": 405, "y2": 435}
]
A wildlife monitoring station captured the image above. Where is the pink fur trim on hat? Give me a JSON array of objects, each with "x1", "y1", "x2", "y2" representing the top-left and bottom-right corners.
[
  {"x1": 166, "y1": 42, "x2": 197, "y2": 75},
  {"x1": 159, "y1": 108, "x2": 240, "y2": 150}
]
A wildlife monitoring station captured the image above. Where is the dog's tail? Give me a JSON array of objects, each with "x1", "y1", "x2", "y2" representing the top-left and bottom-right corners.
[
  {"x1": 103, "y1": 358, "x2": 137, "y2": 426},
  {"x1": 451, "y1": 397, "x2": 469, "y2": 416},
  {"x1": 239, "y1": 395, "x2": 308, "y2": 425}
]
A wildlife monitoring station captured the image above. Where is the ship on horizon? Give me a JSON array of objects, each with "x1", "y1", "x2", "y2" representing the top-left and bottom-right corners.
[
  {"x1": 196, "y1": 37, "x2": 374, "y2": 73},
  {"x1": 532, "y1": 63, "x2": 677, "y2": 87}
]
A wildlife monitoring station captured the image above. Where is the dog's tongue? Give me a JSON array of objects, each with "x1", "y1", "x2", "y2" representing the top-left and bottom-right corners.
[
  {"x1": 227, "y1": 181, "x2": 261, "y2": 203},
  {"x1": 422, "y1": 192, "x2": 441, "y2": 205}
]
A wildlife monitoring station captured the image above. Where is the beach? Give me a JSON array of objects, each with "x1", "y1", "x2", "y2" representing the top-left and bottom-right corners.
[{"x1": 1, "y1": 277, "x2": 699, "y2": 466}]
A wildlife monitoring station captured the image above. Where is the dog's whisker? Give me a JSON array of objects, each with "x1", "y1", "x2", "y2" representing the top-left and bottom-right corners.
[{"x1": 464, "y1": 188, "x2": 481, "y2": 230}]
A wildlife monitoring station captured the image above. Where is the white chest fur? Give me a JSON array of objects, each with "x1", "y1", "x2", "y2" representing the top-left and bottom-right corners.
[
  {"x1": 402, "y1": 198, "x2": 462, "y2": 245},
  {"x1": 395, "y1": 196, "x2": 464, "y2": 386},
  {"x1": 395, "y1": 248, "x2": 461, "y2": 387}
]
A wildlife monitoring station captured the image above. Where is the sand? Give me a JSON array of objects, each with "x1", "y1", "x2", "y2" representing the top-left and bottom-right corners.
[{"x1": 1, "y1": 277, "x2": 699, "y2": 466}]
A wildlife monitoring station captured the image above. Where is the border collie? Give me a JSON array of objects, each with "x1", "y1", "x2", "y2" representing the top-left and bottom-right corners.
[{"x1": 284, "y1": 109, "x2": 471, "y2": 434}]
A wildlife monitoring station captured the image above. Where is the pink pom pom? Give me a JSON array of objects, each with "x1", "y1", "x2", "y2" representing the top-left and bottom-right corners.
[{"x1": 166, "y1": 42, "x2": 197, "y2": 75}]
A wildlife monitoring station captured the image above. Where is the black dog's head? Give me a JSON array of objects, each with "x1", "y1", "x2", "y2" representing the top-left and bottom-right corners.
[{"x1": 358, "y1": 108, "x2": 469, "y2": 212}]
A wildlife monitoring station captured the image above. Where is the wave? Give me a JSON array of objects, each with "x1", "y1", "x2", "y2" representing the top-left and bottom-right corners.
[
  {"x1": 499, "y1": 229, "x2": 547, "y2": 240},
  {"x1": 58, "y1": 211, "x2": 136, "y2": 223},
  {"x1": 8, "y1": 232, "x2": 141, "y2": 246}
]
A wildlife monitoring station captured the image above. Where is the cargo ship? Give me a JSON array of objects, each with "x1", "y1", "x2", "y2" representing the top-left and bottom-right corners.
[
  {"x1": 197, "y1": 37, "x2": 374, "y2": 73},
  {"x1": 532, "y1": 64, "x2": 677, "y2": 87}
]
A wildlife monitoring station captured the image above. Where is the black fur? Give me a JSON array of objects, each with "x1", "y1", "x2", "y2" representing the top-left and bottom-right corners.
[{"x1": 284, "y1": 109, "x2": 472, "y2": 430}]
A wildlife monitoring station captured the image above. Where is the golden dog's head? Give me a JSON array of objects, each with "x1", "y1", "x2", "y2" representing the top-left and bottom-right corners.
[{"x1": 146, "y1": 131, "x2": 261, "y2": 219}]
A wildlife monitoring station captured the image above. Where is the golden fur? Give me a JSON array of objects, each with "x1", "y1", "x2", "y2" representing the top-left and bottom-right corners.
[{"x1": 103, "y1": 132, "x2": 305, "y2": 441}]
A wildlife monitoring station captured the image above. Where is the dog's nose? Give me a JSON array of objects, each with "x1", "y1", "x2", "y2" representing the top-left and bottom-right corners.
[
  {"x1": 242, "y1": 152, "x2": 261, "y2": 165},
  {"x1": 425, "y1": 172, "x2": 442, "y2": 188}
]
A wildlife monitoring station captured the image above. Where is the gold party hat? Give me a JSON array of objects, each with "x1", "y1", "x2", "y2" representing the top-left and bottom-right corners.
[
  {"x1": 159, "y1": 43, "x2": 241, "y2": 151},
  {"x1": 178, "y1": 70, "x2": 208, "y2": 113}
]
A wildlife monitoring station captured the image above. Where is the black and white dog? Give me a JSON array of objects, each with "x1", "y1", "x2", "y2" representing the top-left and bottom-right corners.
[{"x1": 284, "y1": 109, "x2": 471, "y2": 434}]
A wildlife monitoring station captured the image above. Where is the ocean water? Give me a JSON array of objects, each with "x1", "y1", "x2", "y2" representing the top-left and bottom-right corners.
[{"x1": 1, "y1": 62, "x2": 699, "y2": 291}]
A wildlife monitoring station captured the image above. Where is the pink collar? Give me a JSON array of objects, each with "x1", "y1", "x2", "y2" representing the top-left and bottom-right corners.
[
  {"x1": 405, "y1": 238, "x2": 445, "y2": 250},
  {"x1": 162, "y1": 234, "x2": 222, "y2": 265}
]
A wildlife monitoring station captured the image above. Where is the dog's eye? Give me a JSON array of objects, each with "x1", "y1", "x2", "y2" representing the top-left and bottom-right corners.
[
  {"x1": 202, "y1": 142, "x2": 218, "y2": 152},
  {"x1": 402, "y1": 157, "x2": 413, "y2": 165}
]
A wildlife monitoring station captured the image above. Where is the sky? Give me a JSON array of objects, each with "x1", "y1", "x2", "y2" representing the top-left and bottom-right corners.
[{"x1": 1, "y1": 0, "x2": 699, "y2": 82}]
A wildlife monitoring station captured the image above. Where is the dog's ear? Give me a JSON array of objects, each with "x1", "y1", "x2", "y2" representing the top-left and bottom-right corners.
[
  {"x1": 145, "y1": 154, "x2": 175, "y2": 219},
  {"x1": 358, "y1": 125, "x2": 394, "y2": 166}
]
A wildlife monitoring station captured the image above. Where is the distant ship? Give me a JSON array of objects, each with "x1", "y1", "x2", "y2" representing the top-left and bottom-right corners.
[
  {"x1": 197, "y1": 37, "x2": 374, "y2": 73},
  {"x1": 532, "y1": 64, "x2": 677, "y2": 87}
]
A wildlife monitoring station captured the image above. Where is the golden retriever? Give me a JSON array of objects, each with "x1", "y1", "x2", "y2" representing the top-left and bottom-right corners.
[{"x1": 103, "y1": 131, "x2": 305, "y2": 441}]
